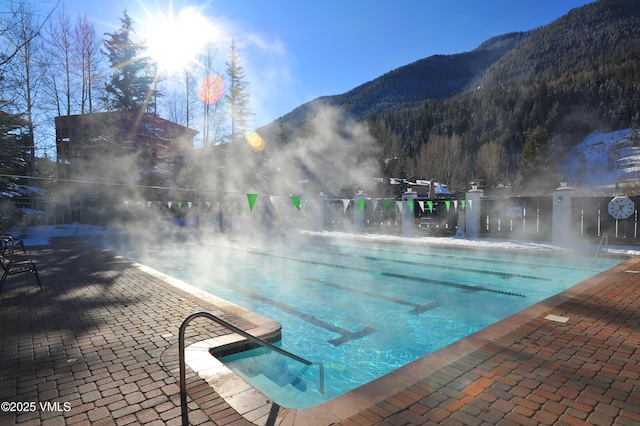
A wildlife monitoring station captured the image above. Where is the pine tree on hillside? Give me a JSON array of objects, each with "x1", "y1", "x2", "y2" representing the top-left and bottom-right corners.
[{"x1": 102, "y1": 10, "x2": 153, "y2": 113}]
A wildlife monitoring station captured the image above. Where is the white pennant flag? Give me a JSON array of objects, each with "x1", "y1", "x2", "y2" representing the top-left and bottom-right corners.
[
  {"x1": 417, "y1": 201, "x2": 425, "y2": 212},
  {"x1": 270, "y1": 195, "x2": 280, "y2": 212},
  {"x1": 342, "y1": 199, "x2": 350, "y2": 214}
]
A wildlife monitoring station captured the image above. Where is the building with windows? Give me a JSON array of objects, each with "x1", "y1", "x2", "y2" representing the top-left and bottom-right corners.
[
  {"x1": 54, "y1": 111, "x2": 198, "y2": 222},
  {"x1": 55, "y1": 111, "x2": 197, "y2": 180}
]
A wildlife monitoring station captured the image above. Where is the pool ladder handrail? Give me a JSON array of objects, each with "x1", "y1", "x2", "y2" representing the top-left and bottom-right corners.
[
  {"x1": 178, "y1": 311, "x2": 325, "y2": 425},
  {"x1": 594, "y1": 232, "x2": 608, "y2": 260}
]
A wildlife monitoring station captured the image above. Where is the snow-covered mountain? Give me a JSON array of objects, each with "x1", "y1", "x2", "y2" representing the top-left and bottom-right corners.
[{"x1": 564, "y1": 129, "x2": 640, "y2": 192}]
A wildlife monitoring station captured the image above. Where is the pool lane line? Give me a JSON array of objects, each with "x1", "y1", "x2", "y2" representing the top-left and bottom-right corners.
[
  {"x1": 243, "y1": 249, "x2": 527, "y2": 298},
  {"x1": 209, "y1": 277, "x2": 377, "y2": 347},
  {"x1": 330, "y1": 243, "x2": 607, "y2": 274},
  {"x1": 305, "y1": 247, "x2": 550, "y2": 281},
  {"x1": 255, "y1": 263, "x2": 443, "y2": 315},
  {"x1": 211, "y1": 242, "x2": 547, "y2": 280}
]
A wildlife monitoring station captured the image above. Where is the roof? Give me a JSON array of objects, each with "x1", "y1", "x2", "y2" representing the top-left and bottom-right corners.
[{"x1": 55, "y1": 111, "x2": 199, "y2": 140}]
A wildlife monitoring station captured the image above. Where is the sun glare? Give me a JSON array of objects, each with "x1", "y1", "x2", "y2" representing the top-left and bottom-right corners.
[{"x1": 140, "y1": 4, "x2": 217, "y2": 75}]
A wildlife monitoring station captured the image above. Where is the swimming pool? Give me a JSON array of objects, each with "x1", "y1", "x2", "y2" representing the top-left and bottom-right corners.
[{"x1": 98, "y1": 233, "x2": 625, "y2": 408}]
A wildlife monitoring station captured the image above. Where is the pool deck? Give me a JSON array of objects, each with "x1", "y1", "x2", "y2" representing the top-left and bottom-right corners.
[{"x1": 1, "y1": 237, "x2": 640, "y2": 425}]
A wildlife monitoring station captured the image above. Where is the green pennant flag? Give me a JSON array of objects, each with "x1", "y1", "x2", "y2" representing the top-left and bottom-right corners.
[
  {"x1": 177, "y1": 201, "x2": 183, "y2": 209},
  {"x1": 408, "y1": 200, "x2": 414, "y2": 213},
  {"x1": 445, "y1": 200, "x2": 451, "y2": 212},
  {"x1": 290, "y1": 196, "x2": 301, "y2": 210},
  {"x1": 247, "y1": 193, "x2": 258, "y2": 212},
  {"x1": 358, "y1": 199, "x2": 366, "y2": 213},
  {"x1": 136, "y1": 200, "x2": 142, "y2": 206},
  {"x1": 384, "y1": 199, "x2": 392, "y2": 212},
  {"x1": 461, "y1": 200, "x2": 466, "y2": 210},
  {"x1": 427, "y1": 200, "x2": 433, "y2": 213},
  {"x1": 216, "y1": 201, "x2": 221, "y2": 208}
]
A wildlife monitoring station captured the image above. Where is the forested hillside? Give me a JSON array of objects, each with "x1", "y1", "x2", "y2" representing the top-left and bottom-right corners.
[{"x1": 263, "y1": 0, "x2": 640, "y2": 196}]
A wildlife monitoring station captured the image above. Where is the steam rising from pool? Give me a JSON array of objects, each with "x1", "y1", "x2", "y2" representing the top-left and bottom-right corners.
[{"x1": 72, "y1": 103, "x2": 381, "y2": 248}]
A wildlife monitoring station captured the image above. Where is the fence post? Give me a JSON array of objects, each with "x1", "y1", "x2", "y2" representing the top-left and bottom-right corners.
[
  {"x1": 315, "y1": 194, "x2": 327, "y2": 232},
  {"x1": 402, "y1": 190, "x2": 417, "y2": 236},
  {"x1": 465, "y1": 184, "x2": 484, "y2": 239},
  {"x1": 354, "y1": 192, "x2": 368, "y2": 232},
  {"x1": 552, "y1": 183, "x2": 574, "y2": 246}
]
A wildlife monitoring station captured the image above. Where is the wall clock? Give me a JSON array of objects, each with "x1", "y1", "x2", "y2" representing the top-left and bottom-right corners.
[{"x1": 608, "y1": 195, "x2": 635, "y2": 220}]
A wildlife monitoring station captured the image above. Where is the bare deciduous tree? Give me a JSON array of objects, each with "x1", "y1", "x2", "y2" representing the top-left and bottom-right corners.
[
  {"x1": 2, "y1": 0, "x2": 46, "y2": 167},
  {"x1": 476, "y1": 139, "x2": 507, "y2": 190},
  {"x1": 197, "y1": 43, "x2": 226, "y2": 146},
  {"x1": 73, "y1": 13, "x2": 103, "y2": 114},
  {"x1": 44, "y1": 3, "x2": 74, "y2": 117},
  {"x1": 416, "y1": 133, "x2": 469, "y2": 192}
]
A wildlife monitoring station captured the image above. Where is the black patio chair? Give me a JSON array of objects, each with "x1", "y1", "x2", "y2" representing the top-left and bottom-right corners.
[
  {"x1": 0, "y1": 233, "x2": 27, "y2": 255},
  {"x1": 0, "y1": 242, "x2": 42, "y2": 293},
  {"x1": 0, "y1": 225, "x2": 27, "y2": 254}
]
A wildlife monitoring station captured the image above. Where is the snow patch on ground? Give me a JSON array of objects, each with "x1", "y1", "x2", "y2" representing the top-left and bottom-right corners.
[
  {"x1": 13, "y1": 224, "x2": 640, "y2": 257},
  {"x1": 564, "y1": 128, "x2": 640, "y2": 190},
  {"x1": 18, "y1": 224, "x2": 115, "y2": 247}
]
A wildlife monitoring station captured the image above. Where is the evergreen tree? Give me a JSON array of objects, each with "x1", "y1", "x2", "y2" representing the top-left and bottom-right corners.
[
  {"x1": 224, "y1": 38, "x2": 252, "y2": 143},
  {"x1": 102, "y1": 10, "x2": 153, "y2": 113},
  {"x1": 518, "y1": 126, "x2": 558, "y2": 193},
  {"x1": 0, "y1": 110, "x2": 30, "y2": 198}
]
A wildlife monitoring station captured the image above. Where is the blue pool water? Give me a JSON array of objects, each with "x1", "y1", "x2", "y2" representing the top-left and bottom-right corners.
[{"x1": 97, "y1": 234, "x2": 625, "y2": 408}]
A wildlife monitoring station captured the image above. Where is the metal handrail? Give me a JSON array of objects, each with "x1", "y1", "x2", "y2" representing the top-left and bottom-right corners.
[
  {"x1": 178, "y1": 311, "x2": 325, "y2": 425},
  {"x1": 594, "y1": 232, "x2": 608, "y2": 260}
]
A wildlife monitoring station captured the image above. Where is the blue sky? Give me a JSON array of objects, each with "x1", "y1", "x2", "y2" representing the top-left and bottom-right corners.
[{"x1": 46, "y1": 0, "x2": 593, "y2": 127}]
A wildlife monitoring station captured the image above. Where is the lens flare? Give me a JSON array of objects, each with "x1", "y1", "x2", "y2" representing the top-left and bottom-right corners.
[
  {"x1": 246, "y1": 131, "x2": 266, "y2": 152},
  {"x1": 197, "y1": 75, "x2": 225, "y2": 104}
]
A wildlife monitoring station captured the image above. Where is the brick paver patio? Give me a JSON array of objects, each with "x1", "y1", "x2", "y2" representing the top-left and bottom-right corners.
[{"x1": 1, "y1": 237, "x2": 639, "y2": 425}]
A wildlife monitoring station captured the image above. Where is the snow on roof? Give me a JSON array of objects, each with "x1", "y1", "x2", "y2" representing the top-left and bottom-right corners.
[
  {"x1": 388, "y1": 178, "x2": 454, "y2": 195},
  {"x1": 18, "y1": 207, "x2": 45, "y2": 215},
  {"x1": 16, "y1": 186, "x2": 47, "y2": 196}
]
